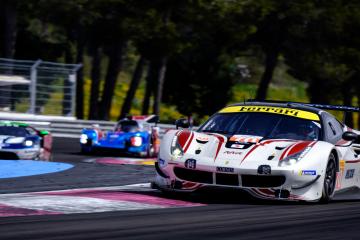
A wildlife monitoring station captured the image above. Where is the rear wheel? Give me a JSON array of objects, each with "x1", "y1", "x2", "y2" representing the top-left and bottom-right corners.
[{"x1": 320, "y1": 153, "x2": 337, "y2": 203}]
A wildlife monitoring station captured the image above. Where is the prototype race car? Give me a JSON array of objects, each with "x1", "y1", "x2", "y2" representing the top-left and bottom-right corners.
[
  {"x1": 0, "y1": 121, "x2": 52, "y2": 160},
  {"x1": 80, "y1": 115, "x2": 160, "y2": 157},
  {"x1": 154, "y1": 101, "x2": 360, "y2": 202}
]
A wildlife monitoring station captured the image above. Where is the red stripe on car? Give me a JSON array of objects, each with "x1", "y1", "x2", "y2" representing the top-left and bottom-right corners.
[
  {"x1": 240, "y1": 144, "x2": 260, "y2": 164},
  {"x1": 286, "y1": 141, "x2": 312, "y2": 157},
  {"x1": 207, "y1": 133, "x2": 226, "y2": 161},
  {"x1": 183, "y1": 132, "x2": 194, "y2": 153},
  {"x1": 177, "y1": 130, "x2": 190, "y2": 149}
]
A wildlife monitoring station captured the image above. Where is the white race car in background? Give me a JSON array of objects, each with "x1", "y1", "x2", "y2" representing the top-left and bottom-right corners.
[
  {"x1": 0, "y1": 121, "x2": 52, "y2": 160},
  {"x1": 154, "y1": 102, "x2": 360, "y2": 202}
]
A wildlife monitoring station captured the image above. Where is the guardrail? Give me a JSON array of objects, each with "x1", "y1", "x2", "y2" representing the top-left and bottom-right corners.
[{"x1": 0, "y1": 112, "x2": 177, "y2": 138}]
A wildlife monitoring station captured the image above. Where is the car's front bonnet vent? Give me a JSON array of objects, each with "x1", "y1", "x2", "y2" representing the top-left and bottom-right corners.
[
  {"x1": 241, "y1": 175, "x2": 285, "y2": 188},
  {"x1": 174, "y1": 167, "x2": 213, "y2": 184},
  {"x1": 216, "y1": 173, "x2": 239, "y2": 186}
]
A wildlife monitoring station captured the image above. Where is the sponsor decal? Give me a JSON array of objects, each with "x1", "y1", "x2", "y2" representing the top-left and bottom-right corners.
[
  {"x1": 158, "y1": 158, "x2": 166, "y2": 167},
  {"x1": 216, "y1": 166, "x2": 234, "y2": 173},
  {"x1": 336, "y1": 160, "x2": 346, "y2": 189},
  {"x1": 24, "y1": 150, "x2": 37, "y2": 153},
  {"x1": 340, "y1": 160, "x2": 345, "y2": 170},
  {"x1": 185, "y1": 159, "x2": 196, "y2": 169},
  {"x1": 229, "y1": 135, "x2": 262, "y2": 143},
  {"x1": 345, "y1": 169, "x2": 355, "y2": 179},
  {"x1": 223, "y1": 150, "x2": 242, "y2": 155},
  {"x1": 299, "y1": 170, "x2": 316, "y2": 176},
  {"x1": 231, "y1": 144, "x2": 245, "y2": 149},
  {"x1": 219, "y1": 105, "x2": 320, "y2": 121},
  {"x1": 110, "y1": 134, "x2": 119, "y2": 138}
]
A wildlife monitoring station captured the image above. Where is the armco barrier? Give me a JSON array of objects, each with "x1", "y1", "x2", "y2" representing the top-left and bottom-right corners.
[{"x1": 0, "y1": 112, "x2": 177, "y2": 138}]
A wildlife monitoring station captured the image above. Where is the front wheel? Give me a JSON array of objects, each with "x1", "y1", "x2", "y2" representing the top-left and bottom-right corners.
[{"x1": 320, "y1": 153, "x2": 337, "y2": 203}]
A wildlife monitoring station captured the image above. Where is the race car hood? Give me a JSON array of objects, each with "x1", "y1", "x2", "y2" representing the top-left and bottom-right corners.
[
  {"x1": 0, "y1": 135, "x2": 24, "y2": 143},
  {"x1": 98, "y1": 131, "x2": 147, "y2": 144},
  {"x1": 175, "y1": 130, "x2": 315, "y2": 168},
  {"x1": 0, "y1": 135, "x2": 11, "y2": 142},
  {"x1": 99, "y1": 132, "x2": 131, "y2": 144}
]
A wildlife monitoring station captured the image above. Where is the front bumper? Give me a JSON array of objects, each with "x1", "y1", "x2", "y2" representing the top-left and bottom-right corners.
[
  {"x1": 81, "y1": 143, "x2": 148, "y2": 154},
  {"x1": 155, "y1": 160, "x2": 323, "y2": 201},
  {"x1": 0, "y1": 148, "x2": 39, "y2": 160}
]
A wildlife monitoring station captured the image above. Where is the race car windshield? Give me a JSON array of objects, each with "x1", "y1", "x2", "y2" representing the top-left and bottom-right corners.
[
  {"x1": 0, "y1": 126, "x2": 29, "y2": 137},
  {"x1": 199, "y1": 112, "x2": 321, "y2": 141},
  {"x1": 115, "y1": 121, "x2": 140, "y2": 132}
]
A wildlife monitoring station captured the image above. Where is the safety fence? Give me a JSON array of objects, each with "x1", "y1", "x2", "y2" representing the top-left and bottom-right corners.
[
  {"x1": 0, "y1": 112, "x2": 177, "y2": 138},
  {"x1": 0, "y1": 58, "x2": 82, "y2": 117}
]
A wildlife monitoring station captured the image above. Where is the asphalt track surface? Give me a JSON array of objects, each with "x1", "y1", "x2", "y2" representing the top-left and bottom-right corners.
[{"x1": 1, "y1": 138, "x2": 360, "y2": 239}]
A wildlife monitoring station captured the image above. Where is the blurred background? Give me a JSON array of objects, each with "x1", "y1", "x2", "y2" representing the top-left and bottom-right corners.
[{"x1": 0, "y1": 0, "x2": 359, "y2": 127}]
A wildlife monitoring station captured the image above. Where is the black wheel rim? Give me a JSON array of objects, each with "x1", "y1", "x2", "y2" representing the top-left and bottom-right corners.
[{"x1": 324, "y1": 159, "x2": 336, "y2": 197}]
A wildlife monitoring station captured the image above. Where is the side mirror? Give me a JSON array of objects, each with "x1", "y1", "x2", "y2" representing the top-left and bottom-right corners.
[
  {"x1": 38, "y1": 130, "x2": 49, "y2": 136},
  {"x1": 342, "y1": 131, "x2": 358, "y2": 141},
  {"x1": 175, "y1": 118, "x2": 190, "y2": 129}
]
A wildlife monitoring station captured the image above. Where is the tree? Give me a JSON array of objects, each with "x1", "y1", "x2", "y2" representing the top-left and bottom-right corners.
[
  {"x1": 243, "y1": 0, "x2": 319, "y2": 100},
  {"x1": 119, "y1": 56, "x2": 146, "y2": 119},
  {"x1": 0, "y1": 0, "x2": 17, "y2": 58},
  {"x1": 163, "y1": 0, "x2": 253, "y2": 117},
  {"x1": 283, "y1": 0, "x2": 360, "y2": 127}
]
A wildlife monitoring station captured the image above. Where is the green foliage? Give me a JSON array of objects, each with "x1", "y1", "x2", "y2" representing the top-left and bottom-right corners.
[{"x1": 2, "y1": 0, "x2": 360, "y2": 126}]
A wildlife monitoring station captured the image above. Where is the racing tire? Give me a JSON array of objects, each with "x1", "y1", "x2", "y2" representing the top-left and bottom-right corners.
[{"x1": 320, "y1": 153, "x2": 337, "y2": 203}]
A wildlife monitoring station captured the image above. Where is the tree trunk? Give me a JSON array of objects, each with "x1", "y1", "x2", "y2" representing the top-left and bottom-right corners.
[
  {"x1": 308, "y1": 78, "x2": 331, "y2": 104},
  {"x1": 2, "y1": 0, "x2": 17, "y2": 58},
  {"x1": 153, "y1": 57, "x2": 168, "y2": 116},
  {"x1": 255, "y1": 49, "x2": 279, "y2": 100},
  {"x1": 142, "y1": 60, "x2": 157, "y2": 115},
  {"x1": 119, "y1": 56, "x2": 146, "y2": 120},
  {"x1": 2, "y1": 0, "x2": 17, "y2": 111},
  {"x1": 75, "y1": 39, "x2": 84, "y2": 119},
  {"x1": 88, "y1": 46, "x2": 102, "y2": 120},
  {"x1": 98, "y1": 42, "x2": 126, "y2": 120}
]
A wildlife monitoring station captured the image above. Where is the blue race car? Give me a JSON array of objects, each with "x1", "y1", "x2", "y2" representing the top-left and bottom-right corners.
[{"x1": 80, "y1": 115, "x2": 160, "y2": 157}]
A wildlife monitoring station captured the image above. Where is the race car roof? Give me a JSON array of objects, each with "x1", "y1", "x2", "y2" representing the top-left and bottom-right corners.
[{"x1": 0, "y1": 121, "x2": 28, "y2": 127}]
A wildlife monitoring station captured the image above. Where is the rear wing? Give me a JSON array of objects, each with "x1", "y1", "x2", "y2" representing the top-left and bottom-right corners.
[
  {"x1": 294, "y1": 103, "x2": 360, "y2": 113},
  {"x1": 245, "y1": 100, "x2": 359, "y2": 123},
  {"x1": 245, "y1": 100, "x2": 360, "y2": 112}
]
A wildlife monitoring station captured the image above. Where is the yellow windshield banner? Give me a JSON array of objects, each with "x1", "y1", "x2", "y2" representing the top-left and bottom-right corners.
[{"x1": 219, "y1": 105, "x2": 320, "y2": 121}]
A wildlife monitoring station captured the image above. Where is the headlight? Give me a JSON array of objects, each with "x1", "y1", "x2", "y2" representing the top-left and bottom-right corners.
[
  {"x1": 170, "y1": 135, "x2": 184, "y2": 158},
  {"x1": 80, "y1": 134, "x2": 88, "y2": 144},
  {"x1": 131, "y1": 136, "x2": 142, "y2": 147},
  {"x1": 279, "y1": 146, "x2": 311, "y2": 167},
  {"x1": 24, "y1": 140, "x2": 33, "y2": 147},
  {"x1": 5, "y1": 137, "x2": 25, "y2": 144}
]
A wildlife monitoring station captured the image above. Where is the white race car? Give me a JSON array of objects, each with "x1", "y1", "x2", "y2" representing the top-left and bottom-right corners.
[
  {"x1": 154, "y1": 102, "x2": 360, "y2": 202},
  {"x1": 0, "y1": 121, "x2": 53, "y2": 161}
]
